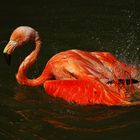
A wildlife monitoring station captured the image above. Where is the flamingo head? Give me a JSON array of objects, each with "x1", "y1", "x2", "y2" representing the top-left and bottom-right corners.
[{"x1": 3, "y1": 26, "x2": 38, "y2": 65}]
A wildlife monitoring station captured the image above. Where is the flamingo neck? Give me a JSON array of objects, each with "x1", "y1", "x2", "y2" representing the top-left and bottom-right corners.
[{"x1": 16, "y1": 34, "x2": 51, "y2": 86}]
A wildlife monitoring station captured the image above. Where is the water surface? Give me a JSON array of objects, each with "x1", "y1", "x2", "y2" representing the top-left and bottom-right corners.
[{"x1": 0, "y1": 0, "x2": 140, "y2": 140}]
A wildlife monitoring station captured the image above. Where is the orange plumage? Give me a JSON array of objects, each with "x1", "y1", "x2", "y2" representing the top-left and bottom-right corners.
[{"x1": 3, "y1": 26, "x2": 139, "y2": 106}]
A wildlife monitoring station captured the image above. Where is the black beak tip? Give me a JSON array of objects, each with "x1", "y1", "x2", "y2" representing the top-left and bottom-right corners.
[{"x1": 3, "y1": 53, "x2": 11, "y2": 66}]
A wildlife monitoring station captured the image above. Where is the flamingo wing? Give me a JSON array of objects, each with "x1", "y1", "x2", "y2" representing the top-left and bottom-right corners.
[
  {"x1": 90, "y1": 52, "x2": 118, "y2": 64},
  {"x1": 44, "y1": 79, "x2": 130, "y2": 106},
  {"x1": 91, "y1": 52, "x2": 133, "y2": 81}
]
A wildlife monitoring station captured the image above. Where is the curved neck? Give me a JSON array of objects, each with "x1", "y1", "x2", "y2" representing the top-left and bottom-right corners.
[{"x1": 16, "y1": 33, "x2": 52, "y2": 86}]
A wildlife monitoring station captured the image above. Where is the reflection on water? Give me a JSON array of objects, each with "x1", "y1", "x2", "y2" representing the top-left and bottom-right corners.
[
  {"x1": 0, "y1": 84, "x2": 140, "y2": 140},
  {"x1": 0, "y1": 0, "x2": 140, "y2": 140}
]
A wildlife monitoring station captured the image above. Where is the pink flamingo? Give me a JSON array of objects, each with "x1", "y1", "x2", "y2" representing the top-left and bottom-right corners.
[{"x1": 3, "y1": 26, "x2": 139, "y2": 106}]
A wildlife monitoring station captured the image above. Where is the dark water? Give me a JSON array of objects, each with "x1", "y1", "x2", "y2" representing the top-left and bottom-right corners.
[{"x1": 0, "y1": 0, "x2": 140, "y2": 140}]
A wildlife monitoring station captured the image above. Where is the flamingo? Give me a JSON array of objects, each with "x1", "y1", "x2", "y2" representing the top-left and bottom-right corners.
[{"x1": 3, "y1": 26, "x2": 139, "y2": 106}]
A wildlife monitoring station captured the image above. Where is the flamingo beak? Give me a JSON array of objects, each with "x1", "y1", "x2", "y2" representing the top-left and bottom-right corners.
[
  {"x1": 3, "y1": 41, "x2": 16, "y2": 65},
  {"x1": 3, "y1": 53, "x2": 11, "y2": 65}
]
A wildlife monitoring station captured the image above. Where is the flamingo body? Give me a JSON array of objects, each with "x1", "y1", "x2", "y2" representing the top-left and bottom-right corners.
[
  {"x1": 3, "y1": 26, "x2": 139, "y2": 106},
  {"x1": 43, "y1": 49, "x2": 132, "y2": 105}
]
